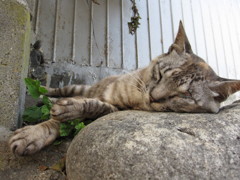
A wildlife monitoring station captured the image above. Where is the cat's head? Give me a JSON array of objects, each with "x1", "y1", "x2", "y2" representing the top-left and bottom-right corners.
[{"x1": 149, "y1": 21, "x2": 240, "y2": 113}]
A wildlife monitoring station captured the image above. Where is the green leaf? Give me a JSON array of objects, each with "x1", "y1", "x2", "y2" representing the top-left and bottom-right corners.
[
  {"x1": 42, "y1": 95, "x2": 52, "y2": 109},
  {"x1": 74, "y1": 122, "x2": 85, "y2": 135},
  {"x1": 41, "y1": 105, "x2": 50, "y2": 120},
  {"x1": 59, "y1": 120, "x2": 85, "y2": 137},
  {"x1": 59, "y1": 123, "x2": 73, "y2": 137},
  {"x1": 39, "y1": 86, "x2": 48, "y2": 94},
  {"x1": 24, "y1": 78, "x2": 48, "y2": 99},
  {"x1": 25, "y1": 78, "x2": 40, "y2": 87},
  {"x1": 41, "y1": 105, "x2": 49, "y2": 114},
  {"x1": 23, "y1": 78, "x2": 52, "y2": 123},
  {"x1": 42, "y1": 95, "x2": 51, "y2": 105},
  {"x1": 23, "y1": 106, "x2": 42, "y2": 123},
  {"x1": 75, "y1": 122, "x2": 85, "y2": 130},
  {"x1": 70, "y1": 119, "x2": 80, "y2": 126},
  {"x1": 25, "y1": 78, "x2": 41, "y2": 98},
  {"x1": 24, "y1": 78, "x2": 41, "y2": 98}
]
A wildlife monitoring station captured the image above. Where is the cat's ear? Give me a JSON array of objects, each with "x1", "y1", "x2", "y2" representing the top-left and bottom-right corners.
[
  {"x1": 209, "y1": 78, "x2": 240, "y2": 102},
  {"x1": 168, "y1": 21, "x2": 193, "y2": 54}
]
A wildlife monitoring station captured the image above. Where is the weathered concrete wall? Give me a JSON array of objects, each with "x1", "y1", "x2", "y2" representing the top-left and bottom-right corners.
[{"x1": 0, "y1": 0, "x2": 30, "y2": 129}]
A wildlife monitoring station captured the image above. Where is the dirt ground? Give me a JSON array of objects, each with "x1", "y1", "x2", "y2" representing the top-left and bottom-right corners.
[{"x1": 0, "y1": 128, "x2": 71, "y2": 180}]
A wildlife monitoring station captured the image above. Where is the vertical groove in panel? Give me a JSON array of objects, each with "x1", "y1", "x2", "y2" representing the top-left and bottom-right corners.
[
  {"x1": 158, "y1": 0, "x2": 164, "y2": 54},
  {"x1": 160, "y1": 0, "x2": 174, "y2": 52},
  {"x1": 224, "y1": 0, "x2": 237, "y2": 78},
  {"x1": 120, "y1": 0, "x2": 124, "y2": 69},
  {"x1": 211, "y1": 0, "x2": 226, "y2": 76},
  {"x1": 181, "y1": 0, "x2": 197, "y2": 53},
  {"x1": 217, "y1": 0, "x2": 236, "y2": 78},
  {"x1": 208, "y1": 3, "x2": 219, "y2": 74},
  {"x1": 106, "y1": 0, "x2": 109, "y2": 67},
  {"x1": 148, "y1": 0, "x2": 162, "y2": 58},
  {"x1": 56, "y1": 1, "x2": 75, "y2": 62},
  {"x1": 33, "y1": 0, "x2": 40, "y2": 33},
  {"x1": 146, "y1": 0, "x2": 152, "y2": 61},
  {"x1": 190, "y1": 0, "x2": 198, "y2": 54},
  {"x1": 122, "y1": 0, "x2": 136, "y2": 70},
  {"x1": 135, "y1": 0, "x2": 139, "y2": 69},
  {"x1": 72, "y1": 0, "x2": 77, "y2": 61},
  {"x1": 171, "y1": 0, "x2": 183, "y2": 38},
  {"x1": 180, "y1": 0, "x2": 184, "y2": 23},
  {"x1": 231, "y1": 0, "x2": 240, "y2": 50},
  {"x1": 108, "y1": 0, "x2": 122, "y2": 68},
  {"x1": 135, "y1": 32, "x2": 139, "y2": 69},
  {"x1": 233, "y1": 0, "x2": 240, "y2": 78},
  {"x1": 201, "y1": 1, "x2": 218, "y2": 73},
  {"x1": 229, "y1": 0, "x2": 240, "y2": 62},
  {"x1": 52, "y1": 0, "x2": 59, "y2": 63},
  {"x1": 91, "y1": 1, "x2": 106, "y2": 67},
  {"x1": 199, "y1": 0, "x2": 208, "y2": 63},
  {"x1": 169, "y1": 0, "x2": 174, "y2": 40},
  {"x1": 215, "y1": 1, "x2": 228, "y2": 77},
  {"x1": 89, "y1": 0, "x2": 93, "y2": 66}
]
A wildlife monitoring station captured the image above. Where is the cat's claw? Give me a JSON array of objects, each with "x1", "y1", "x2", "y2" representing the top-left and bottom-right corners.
[{"x1": 9, "y1": 124, "x2": 58, "y2": 156}]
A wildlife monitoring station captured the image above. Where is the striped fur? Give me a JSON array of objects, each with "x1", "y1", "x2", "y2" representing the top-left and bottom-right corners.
[
  {"x1": 46, "y1": 85, "x2": 91, "y2": 97},
  {"x1": 9, "y1": 21, "x2": 240, "y2": 155}
]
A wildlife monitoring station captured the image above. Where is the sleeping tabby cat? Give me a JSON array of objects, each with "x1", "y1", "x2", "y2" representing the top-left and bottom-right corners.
[{"x1": 9, "y1": 21, "x2": 240, "y2": 156}]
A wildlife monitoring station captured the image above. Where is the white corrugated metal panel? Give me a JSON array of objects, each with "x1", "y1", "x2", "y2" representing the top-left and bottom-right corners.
[{"x1": 33, "y1": 0, "x2": 240, "y2": 87}]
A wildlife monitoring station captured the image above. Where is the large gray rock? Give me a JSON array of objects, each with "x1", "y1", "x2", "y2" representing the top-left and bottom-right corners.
[{"x1": 66, "y1": 103, "x2": 240, "y2": 180}]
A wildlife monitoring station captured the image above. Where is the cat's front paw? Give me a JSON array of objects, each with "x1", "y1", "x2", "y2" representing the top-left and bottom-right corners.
[
  {"x1": 51, "y1": 98, "x2": 83, "y2": 121},
  {"x1": 9, "y1": 123, "x2": 58, "y2": 156}
]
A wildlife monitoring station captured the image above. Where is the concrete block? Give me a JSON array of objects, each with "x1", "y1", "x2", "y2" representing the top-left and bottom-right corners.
[{"x1": 0, "y1": 0, "x2": 30, "y2": 129}]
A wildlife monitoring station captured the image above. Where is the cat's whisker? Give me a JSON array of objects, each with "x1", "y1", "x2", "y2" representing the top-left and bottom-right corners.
[
  {"x1": 125, "y1": 71, "x2": 147, "y2": 94},
  {"x1": 128, "y1": 82, "x2": 144, "y2": 93}
]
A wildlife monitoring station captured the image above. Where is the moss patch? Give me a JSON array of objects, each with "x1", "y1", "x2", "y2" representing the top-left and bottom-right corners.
[{"x1": 6, "y1": 1, "x2": 30, "y2": 27}]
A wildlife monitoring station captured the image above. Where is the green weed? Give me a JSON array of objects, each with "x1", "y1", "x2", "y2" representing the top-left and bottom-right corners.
[{"x1": 23, "y1": 78, "x2": 85, "y2": 140}]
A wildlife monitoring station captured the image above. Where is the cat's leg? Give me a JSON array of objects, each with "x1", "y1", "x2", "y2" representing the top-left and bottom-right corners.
[
  {"x1": 50, "y1": 97, "x2": 118, "y2": 121},
  {"x1": 9, "y1": 119, "x2": 60, "y2": 156},
  {"x1": 9, "y1": 97, "x2": 118, "y2": 156},
  {"x1": 45, "y1": 85, "x2": 91, "y2": 97}
]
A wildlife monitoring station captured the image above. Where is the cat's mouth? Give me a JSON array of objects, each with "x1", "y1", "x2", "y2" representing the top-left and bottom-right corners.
[{"x1": 150, "y1": 91, "x2": 193, "y2": 103}]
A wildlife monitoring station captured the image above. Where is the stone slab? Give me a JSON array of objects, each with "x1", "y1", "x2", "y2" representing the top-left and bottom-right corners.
[{"x1": 0, "y1": 0, "x2": 30, "y2": 129}]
